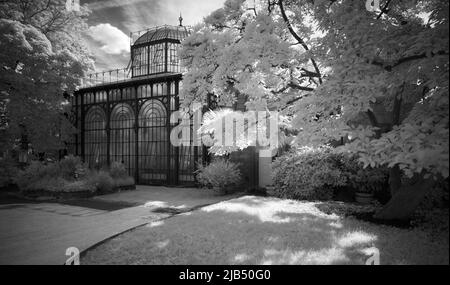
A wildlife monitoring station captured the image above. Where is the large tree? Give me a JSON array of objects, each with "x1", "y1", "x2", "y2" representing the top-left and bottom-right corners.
[
  {"x1": 180, "y1": 0, "x2": 449, "y2": 220},
  {"x1": 0, "y1": 0, "x2": 93, "y2": 155}
]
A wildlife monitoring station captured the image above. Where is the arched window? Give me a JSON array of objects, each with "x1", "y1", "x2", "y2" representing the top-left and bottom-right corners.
[
  {"x1": 84, "y1": 106, "x2": 107, "y2": 168},
  {"x1": 138, "y1": 99, "x2": 168, "y2": 182},
  {"x1": 110, "y1": 103, "x2": 135, "y2": 176}
]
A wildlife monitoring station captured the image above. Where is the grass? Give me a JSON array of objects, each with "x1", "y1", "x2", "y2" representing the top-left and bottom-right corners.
[{"x1": 81, "y1": 196, "x2": 449, "y2": 265}]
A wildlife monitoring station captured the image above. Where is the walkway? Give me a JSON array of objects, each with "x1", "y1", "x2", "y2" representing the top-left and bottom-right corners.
[{"x1": 0, "y1": 186, "x2": 238, "y2": 265}]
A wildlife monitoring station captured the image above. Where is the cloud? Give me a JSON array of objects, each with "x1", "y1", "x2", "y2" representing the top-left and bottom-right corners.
[
  {"x1": 87, "y1": 0, "x2": 148, "y2": 11},
  {"x1": 82, "y1": 0, "x2": 226, "y2": 70},
  {"x1": 88, "y1": 23, "x2": 130, "y2": 55}
]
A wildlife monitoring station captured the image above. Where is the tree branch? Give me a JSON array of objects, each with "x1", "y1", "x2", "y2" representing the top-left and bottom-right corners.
[
  {"x1": 377, "y1": 0, "x2": 393, "y2": 19},
  {"x1": 278, "y1": 0, "x2": 323, "y2": 84},
  {"x1": 372, "y1": 50, "x2": 448, "y2": 71}
]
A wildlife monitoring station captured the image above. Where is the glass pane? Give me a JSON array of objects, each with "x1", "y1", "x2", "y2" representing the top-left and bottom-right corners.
[{"x1": 84, "y1": 106, "x2": 107, "y2": 168}]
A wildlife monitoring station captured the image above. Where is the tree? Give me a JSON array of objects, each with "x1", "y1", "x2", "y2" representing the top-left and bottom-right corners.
[
  {"x1": 179, "y1": 0, "x2": 322, "y2": 155},
  {"x1": 0, "y1": 0, "x2": 93, "y2": 156},
  {"x1": 292, "y1": 0, "x2": 448, "y2": 219},
  {"x1": 180, "y1": 0, "x2": 321, "y2": 111},
  {"x1": 181, "y1": 0, "x2": 449, "y2": 220}
]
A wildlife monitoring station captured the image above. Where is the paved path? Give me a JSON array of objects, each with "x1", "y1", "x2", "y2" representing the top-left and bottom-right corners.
[{"x1": 0, "y1": 186, "x2": 238, "y2": 265}]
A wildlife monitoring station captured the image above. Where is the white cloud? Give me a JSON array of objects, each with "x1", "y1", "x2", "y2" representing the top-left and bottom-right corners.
[
  {"x1": 88, "y1": 23, "x2": 130, "y2": 55},
  {"x1": 87, "y1": 0, "x2": 148, "y2": 11}
]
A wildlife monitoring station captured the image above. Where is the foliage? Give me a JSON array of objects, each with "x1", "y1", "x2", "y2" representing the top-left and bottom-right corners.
[
  {"x1": 62, "y1": 179, "x2": 96, "y2": 193},
  {"x1": 24, "y1": 177, "x2": 96, "y2": 193},
  {"x1": 14, "y1": 156, "x2": 134, "y2": 195},
  {"x1": 14, "y1": 161, "x2": 48, "y2": 190},
  {"x1": 182, "y1": 0, "x2": 448, "y2": 219},
  {"x1": 0, "y1": 156, "x2": 18, "y2": 188},
  {"x1": 56, "y1": 155, "x2": 84, "y2": 179},
  {"x1": 109, "y1": 161, "x2": 129, "y2": 179},
  {"x1": 341, "y1": 156, "x2": 388, "y2": 194},
  {"x1": 272, "y1": 147, "x2": 390, "y2": 200},
  {"x1": 272, "y1": 147, "x2": 347, "y2": 200},
  {"x1": 27, "y1": 177, "x2": 67, "y2": 193},
  {"x1": 290, "y1": 0, "x2": 449, "y2": 180},
  {"x1": 87, "y1": 171, "x2": 114, "y2": 194},
  {"x1": 196, "y1": 158, "x2": 242, "y2": 189},
  {"x1": 14, "y1": 155, "x2": 87, "y2": 189},
  {"x1": 113, "y1": 177, "x2": 136, "y2": 188},
  {"x1": 0, "y1": 0, "x2": 94, "y2": 154}
]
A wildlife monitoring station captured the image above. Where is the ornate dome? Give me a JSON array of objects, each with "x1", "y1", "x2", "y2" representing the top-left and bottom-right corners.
[{"x1": 132, "y1": 25, "x2": 190, "y2": 46}]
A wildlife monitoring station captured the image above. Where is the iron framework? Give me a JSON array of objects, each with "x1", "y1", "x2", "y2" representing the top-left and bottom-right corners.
[{"x1": 71, "y1": 75, "x2": 203, "y2": 186}]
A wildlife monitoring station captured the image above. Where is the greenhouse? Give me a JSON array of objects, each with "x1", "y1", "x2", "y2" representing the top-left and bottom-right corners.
[{"x1": 71, "y1": 24, "x2": 203, "y2": 185}]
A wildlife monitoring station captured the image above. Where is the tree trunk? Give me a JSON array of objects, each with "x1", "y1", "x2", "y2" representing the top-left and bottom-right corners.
[
  {"x1": 374, "y1": 176, "x2": 434, "y2": 221},
  {"x1": 388, "y1": 165, "x2": 402, "y2": 196}
]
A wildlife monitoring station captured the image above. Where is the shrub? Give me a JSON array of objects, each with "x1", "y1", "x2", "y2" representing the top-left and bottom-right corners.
[
  {"x1": 15, "y1": 157, "x2": 134, "y2": 196},
  {"x1": 58, "y1": 155, "x2": 85, "y2": 180},
  {"x1": 271, "y1": 147, "x2": 390, "y2": 201},
  {"x1": 14, "y1": 161, "x2": 49, "y2": 190},
  {"x1": 87, "y1": 171, "x2": 114, "y2": 194},
  {"x1": 64, "y1": 180, "x2": 96, "y2": 193},
  {"x1": 109, "y1": 161, "x2": 128, "y2": 179},
  {"x1": 28, "y1": 177, "x2": 68, "y2": 192},
  {"x1": 0, "y1": 157, "x2": 19, "y2": 188},
  {"x1": 114, "y1": 176, "x2": 135, "y2": 188},
  {"x1": 339, "y1": 155, "x2": 389, "y2": 196},
  {"x1": 22, "y1": 177, "x2": 96, "y2": 194},
  {"x1": 272, "y1": 147, "x2": 347, "y2": 201},
  {"x1": 196, "y1": 158, "x2": 242, "y2": 190}
]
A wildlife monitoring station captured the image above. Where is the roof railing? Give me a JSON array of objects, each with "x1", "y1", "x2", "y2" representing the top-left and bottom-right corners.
[
  {"x1": 79, "y1": 25, "x2": 192, "y2": 89},
  {"x1": 81, "y1": 68, "x2": 131, "y2": 88}
]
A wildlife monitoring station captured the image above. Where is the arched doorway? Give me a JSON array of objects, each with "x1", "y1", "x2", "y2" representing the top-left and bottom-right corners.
[
  {"x1": 110, "y1": 103, "x2": 136, "y2": 177},
  {"x1": 138, "y1": 99, "x2": 168, "y2": 183},
  {"x1": 84, "y1": 106, "x2": 107, "y2": 168}
]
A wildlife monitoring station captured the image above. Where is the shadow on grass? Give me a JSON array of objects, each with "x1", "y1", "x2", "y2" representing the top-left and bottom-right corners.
[{"x1": 81, "y1": 196, "x2": 449, "y2": 265}]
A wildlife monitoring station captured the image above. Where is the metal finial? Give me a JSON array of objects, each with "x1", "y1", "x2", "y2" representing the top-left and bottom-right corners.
[{"x1": 179, "y1": 13, "x2": 183, "y2": 26}]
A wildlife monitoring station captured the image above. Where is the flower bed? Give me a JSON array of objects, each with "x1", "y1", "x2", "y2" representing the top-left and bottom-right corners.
[{"x1": 14, "y1": 156, "x2": 136, "y2": 199}]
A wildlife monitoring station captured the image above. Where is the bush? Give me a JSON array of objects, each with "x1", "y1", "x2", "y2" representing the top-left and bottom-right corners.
[
  {"x1": 340, "y1": 155, "x2": 388, "y2": 194},
  {"x1": 0, "y1": 157, "x2": 19, "y2": 188},
  {"x1": 196, "y1": 158, "x2": 242, "y2": 190},
  {"x1": 58, "y1": 155, "x2": 85, "y2": 180},
  {"x1": 25, "y1": 177, "x2": 67, "y2": 192},
  {"x1": 14, "y1": 161, "x2": 49, "y2": 190},
  {"x1": 114, "y1": 176, "x2": 135, "y2": 188},
  {"x1": 14, "y1": 155, "x2": 88, "y2": 191},
  {"x1": 271, "y1": 147, "x2": 390, "y2": 201},
  {"x1": 64, "y1": 180, "x2": 96, "y2": 193},
  {"x1": 14, "y1": 156, "x2": 134, "y2": 196},
  {"x1": 87, "y1": 171, "x2": 114, "y2": 194},
  {"x1": 109, "y1": 161, "x2": 128, "y2": 179},
  {"x1": 272, "y1": 147, "x2": 347, "y2": 201}
]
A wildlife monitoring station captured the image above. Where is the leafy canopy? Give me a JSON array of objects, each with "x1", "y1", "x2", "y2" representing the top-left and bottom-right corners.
[
  {"x1": 0, "y1": 0, "x2": 93, "y2": 153},
  {"x1": 181, "y1": 0, "x2": 449, "y2": 179}
]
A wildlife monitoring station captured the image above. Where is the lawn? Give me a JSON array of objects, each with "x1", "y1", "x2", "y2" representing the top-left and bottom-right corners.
[{"x1": 81, "y1": 196, "x2": 449, "y2": 265}]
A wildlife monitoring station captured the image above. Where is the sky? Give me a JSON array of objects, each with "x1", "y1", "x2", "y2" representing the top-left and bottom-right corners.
[{"x1": 82, "y1": 0, "x2": 226, "y2": 71}]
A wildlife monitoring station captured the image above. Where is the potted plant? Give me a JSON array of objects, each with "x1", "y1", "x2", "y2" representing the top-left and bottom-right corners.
[
  {"x1": 354, "y1": 185, "x2": 374, "y2": 204},
  {"x1": 349, "y1": 167, "x2": 386, "y2": 204},
  {"x1": 195, "y1": 158, "x2": 242, "y2": 194}
]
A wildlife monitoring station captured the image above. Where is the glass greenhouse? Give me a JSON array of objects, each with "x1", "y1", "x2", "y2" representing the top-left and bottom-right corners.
[{"x1": 71, "y1": 24, "x2": 202, "y2": 185}]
